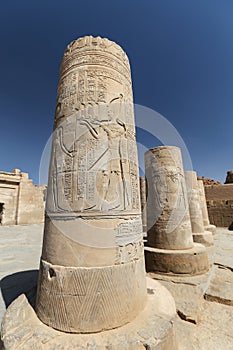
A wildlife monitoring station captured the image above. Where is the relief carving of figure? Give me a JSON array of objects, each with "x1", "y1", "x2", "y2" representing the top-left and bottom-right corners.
[
  {"x1": 50, "y1": 94, "x2": 132, "y2": 213},
  {"x1": 80, "y1": 94, "x2": 131, "y2": 211}
]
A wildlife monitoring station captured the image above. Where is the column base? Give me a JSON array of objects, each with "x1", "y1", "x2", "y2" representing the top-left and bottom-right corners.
[
  {"x1": 35, "y1": 258, "x2": 147, "y2": 333},
  {"x1": 145, "y1": 243, "x2": 209, "y2": 276},
  {"x1": 205, "y1": 224, "x2": 216, "y2": 235},
  {"x1": 193, "y1": 231, "x2": 214, "y2": 246},
  {"x1": 1, "y1": 278, "x2": 178, "y2": 350}
]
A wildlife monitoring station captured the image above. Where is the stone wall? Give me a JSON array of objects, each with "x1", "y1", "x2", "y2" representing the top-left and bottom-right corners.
[
  {"x1": 225, "y1": 170, "x2": 233, "y2": 184},
  {"x1": 205, "y1": 184, "x2": 233, "y2": 228},
  {"x1": 0, "y1": 169, "x2": 46, "y2": 225},
  {"x1": 197, "y1": 176, "x2": 221, "y2": 186}
]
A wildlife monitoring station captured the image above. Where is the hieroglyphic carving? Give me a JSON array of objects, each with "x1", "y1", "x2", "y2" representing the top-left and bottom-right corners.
[
  {"x1": 115, "y1": 218, "x2": 143, "y2": 245},
  {"x1": 62, "y1": 36, "x2": 131, "y2": 80},
  {"x1": 61, "y1": 53, "x2": 131, "y2": 83},
  {"x1": 56, "y1": 68, "x2": 132, "y2": 121},
  {"x1": 49, "y1": 35, "x2": 139, "y2": 215},
  {"x1": 115, "y1": 217, "x2": 144, "y2": 264},
  {"x1": 63, "y1": 36, "x2": 130, "y2": 71},
  {"x1": 49, "y1": 101, "x2": 140, "y2": 214},
  {"x1": 115, "y1": 240, "x2": 144, "y2": 264},
  {"x1": 130, "y1": 168, "x2": 140, "y2": 209}
]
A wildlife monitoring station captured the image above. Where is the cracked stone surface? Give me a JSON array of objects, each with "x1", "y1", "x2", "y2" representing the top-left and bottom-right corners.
[
  {"x1": 1, "y1": 225, "x2": 233, "y2": 349},
  {"x1": 205, "y1": 264, "x2": 233, "y2": 305},
  {"x1": 149, "y1": 227, "x2": 233, "y2": 350},
  {"x1": 175, "y1": 300, "x2": 233, "y2": 350},
  {"x1": 161, "y1": 281, "x2": 203, "y2": 324},
  {"x1": 214, "y1": 231, "x2": 233, "y2": 269}
]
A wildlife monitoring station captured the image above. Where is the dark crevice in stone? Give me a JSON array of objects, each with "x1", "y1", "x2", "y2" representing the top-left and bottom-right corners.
[
  {"x1": 204, "y1": 294, "x2": 233, "y2": 306},
  {"x1": 49, "y1": 268, "x2": 56, "y2": 278},
  {"x1": 147, "y1": 288, "x2": 155, "y2": 295},
  {"x1": 177, "y1": 309, "x2": 197, "y2": 324},
  {"x1": 214, "y1": 263, "x2": 233, "y2": 272}
]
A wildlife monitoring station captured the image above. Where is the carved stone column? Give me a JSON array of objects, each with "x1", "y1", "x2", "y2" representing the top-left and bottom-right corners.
[
  {"x1": 185, "y1": 171, "x2": 214, "y2": 246},
  {"x1": 35, "y1": 36, "x2": 147, "y2": 333},
  {"x1": 144, "y1": 146, "x2": 209, "y2": 275},
  {"x1": 198, "y1": 179, "x2": 216, "y2": 235},
  {"x1": 140, "y1": 177, "x2": 147, "y2": 233},
  {"x1": 1, "y1": 36, "x2": 178, "y2": 350}
]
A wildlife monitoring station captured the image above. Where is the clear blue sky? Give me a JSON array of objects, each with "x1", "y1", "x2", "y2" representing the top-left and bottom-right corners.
[{"x1": 1, "y1": 0, "x2": 233, "y2": 184}]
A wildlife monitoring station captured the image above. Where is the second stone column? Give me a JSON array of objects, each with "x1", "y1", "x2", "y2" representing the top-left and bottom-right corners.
[{"x1": 145, "y1": 146, "x2": 209, "y2": 275}]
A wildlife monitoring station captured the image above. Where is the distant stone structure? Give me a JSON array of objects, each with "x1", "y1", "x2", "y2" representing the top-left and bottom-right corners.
[
  {"x1": 144, "y1": 146, "x2": 209, "y2": 275},
  {"x1": 197, "y1": 176, "x2": 221, "y2": 186},
  {"x1": 1, "y1": 36, "x2": 178, "y2": 349},
  {"x1": 198, "y1": 179, "x2": 216, "y2": 233},
  {"x1": 204, "y1": 172, "x2": 233, "y2": 228},
  {"x1": 185, "y1": 171, "x2": 214, "y2": 246},
  {"x1": 224, "y1": 170, "x2": 233, "y2": 184},
  {"x1": 0, "y1": 169, "x2": 45, "y2": 225}
]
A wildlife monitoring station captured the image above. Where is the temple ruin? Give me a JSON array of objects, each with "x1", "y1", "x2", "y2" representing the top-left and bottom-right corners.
[
  {"x1": 2, "y1": 34, "x2": 232, "y2": 350},
  {"x1": 202, "y1": 172, "x2": 233, "y2": 228},
  {"x1": 0, "y1": 169, "x2": 45, "y2": 225}
]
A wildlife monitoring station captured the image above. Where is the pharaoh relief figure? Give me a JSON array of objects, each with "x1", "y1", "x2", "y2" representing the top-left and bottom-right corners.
[{"x1": 49, "y1": 93, "x2": 134, "y2": 214}]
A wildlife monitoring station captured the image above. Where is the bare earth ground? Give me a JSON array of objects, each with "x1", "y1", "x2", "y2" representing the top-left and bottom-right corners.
[{"x1": 0, "y1": 225, "x2": 233, "y2": 349}]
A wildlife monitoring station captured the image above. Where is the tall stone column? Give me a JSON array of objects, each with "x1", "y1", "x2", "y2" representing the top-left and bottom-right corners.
[
  {"x1": 198, "y1": 179, "x2": 216, "y2": 235},
  {"x1": 35, "y1": 35, "x2": 147, "y2": 333},
  {"x1": 140, "y1": 177, "x2": 147, "y2": 233},
  {"x1": 1, "y1": 36, "x2": 178, "y2": 350},
  {"x1": 145, "y1": 146, "x2": 209, "y2": 275},
  {"x1": 185, "y1": 171, "x2": 214, "y2": 246}
]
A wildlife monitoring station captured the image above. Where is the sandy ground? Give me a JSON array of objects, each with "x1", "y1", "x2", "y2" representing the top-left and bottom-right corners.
[
  {"x1": 0, "y1": 225, "x2": 233, "y2": 349},
  {"x1": 0, "y1": 224, "x2": 43, "y2": 323}
]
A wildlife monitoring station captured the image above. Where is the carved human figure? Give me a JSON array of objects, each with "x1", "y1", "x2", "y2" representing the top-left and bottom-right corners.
[
  {"x1": 98, "y1": 98, "x2": 131, "y2": 211},
  {"x1": 145, "y1": 146, "x2": 193, "y2": 249}
]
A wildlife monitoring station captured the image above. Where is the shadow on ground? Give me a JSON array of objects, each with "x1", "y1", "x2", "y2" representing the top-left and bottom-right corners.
[{"x1": 0, "y1": 270, "x2": 38, "y2": 309}]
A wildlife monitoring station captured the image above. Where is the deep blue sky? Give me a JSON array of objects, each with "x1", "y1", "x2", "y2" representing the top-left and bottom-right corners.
[{"x1": 1, "y1": 0, "x2": 233, "y2": 183}]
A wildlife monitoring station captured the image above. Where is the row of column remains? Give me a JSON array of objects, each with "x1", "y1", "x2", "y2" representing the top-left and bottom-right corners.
[{"x1": 142, "y1": 146, "x2": 215, "y2": 275}]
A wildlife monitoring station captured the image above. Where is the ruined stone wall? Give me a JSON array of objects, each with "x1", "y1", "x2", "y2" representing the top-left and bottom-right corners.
[
  {"x1": 17, "y1": 180, "x2": 46, "y2": 225},
  {"x1": 205, "y1": 184, "x2": 233, "y2": 227},
  {"x1": 0, "y1": 177, "x2": 19, "y2": 225},
  {"x1": 0, "y1": 169, "x2": 46, "y2": 225}
]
